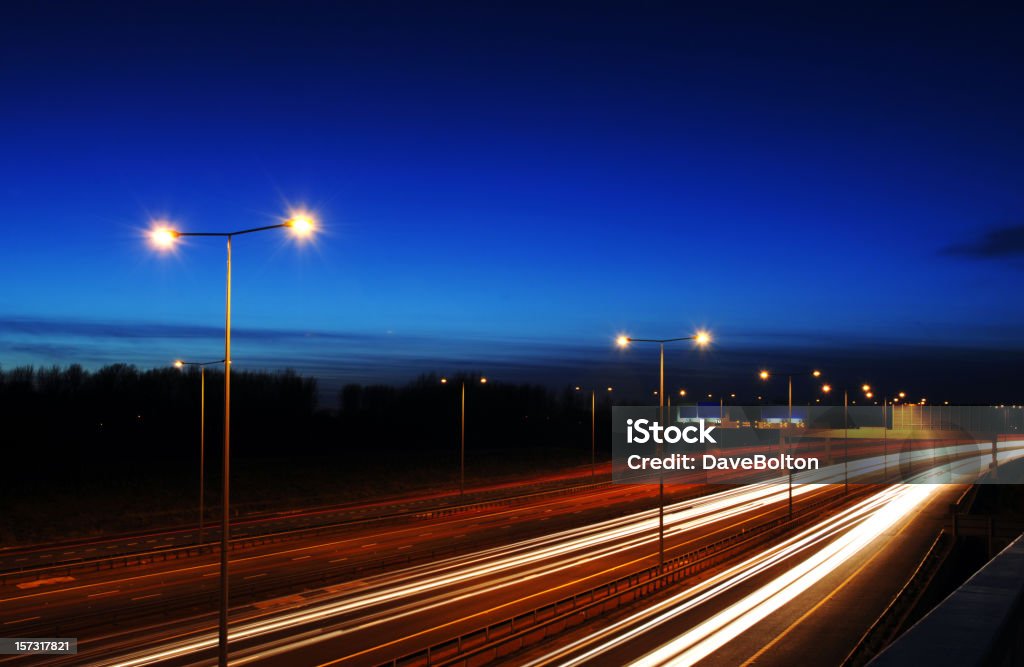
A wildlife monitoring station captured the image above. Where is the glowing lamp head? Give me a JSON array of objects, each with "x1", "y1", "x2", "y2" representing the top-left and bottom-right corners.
[
  {"x1": 173, "y1": 360, "x2": 185, "y2": 369},
  {"x1": 759, "y1": 370, "x2": 770, "y2": 380},
  {"x1": 679, "y1": 389, "x2": 686, "y2": 396},
  {"x1": 821, "y1": 384, "x2": 832, "y2": 393},
  {"x1": 694, "y1": 330, "x2": 712, "y2": 346},
  {"x1": 812, "y1": 369, "x2": 822, "y2": 378},
  {"x1": 479, "y1": 377, "x2": 488, "y2": 384},
  {"x1": 899, "y1": 391, "x2": 906, "y2": 398},
  {"x1": 150, "y1": 226, "x2": 178, "y2": 250},
  {"x1": 616, "y1": 335, "x2": 630, "y2": 348},
  {"x1": 606, "y1": 386, "x2": 613, "y2": 392},
  {"x1": 285, "y1": 213, "x2": 316, "y2": 238},
  {"x1": 862, "y1": 384, "x2": 871, "y2": 392},
  {"x1": 866, "y1": 391, "x2": 874, "y2": 398},
  {"x1": 440, "y1": 377, "x2": 448, "y2": 384}
]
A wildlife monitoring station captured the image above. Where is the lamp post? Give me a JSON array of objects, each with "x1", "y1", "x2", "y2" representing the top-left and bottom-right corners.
[
  {"x1": 575, "y1": 385, "x2": 614, "y2": 477},
  {"x1": 758, "y1": 368, "x2": 823, "y2": 425},
  {"x1": 617, "y1": 330, "x2": 711, "y2": 572},
  {"x1": 151, "y1": 213, "x2": 315, "y2": 667},
  {"x1": 441, "y1": 375, "x2": 488, "y2": 495},
  {"x1": 174, "y1": 358, "x2": 224, "y2": 545},
  {"x1": 844, "y1": 388, "x2": 848, "y2": 495},
  {"x1": 759, "y1": 369, "x2": 824, "y2": 518}
]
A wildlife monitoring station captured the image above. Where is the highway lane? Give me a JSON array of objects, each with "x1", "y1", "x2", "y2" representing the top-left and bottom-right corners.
[
  {"x1": 61, "y1": 480, "x2": 846, "y2": 666},
  {"x1": 0, "y1": 480, "x2": 664, "y2": 637},
  {"x1": 0, "y1": 464, "x2": 613, "y2": 573}
]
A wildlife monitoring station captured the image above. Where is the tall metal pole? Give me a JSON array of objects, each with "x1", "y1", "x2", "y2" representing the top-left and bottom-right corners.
[
  {"x1": 788, "y1": 375, "x2": 793, "y2": 422},
  {"x1": 786, "y1": 374, "x2": 794, "y2": 516},
  {"x1": 883, "y1": 399, "x2": 888, "y2": 482},
  {"x1": 219, "y1": 235, "x2": 231, "y2": 667},
  {"x1": 844, "y1": 389, "x2": 849, "y2": 494},
  {"x1": 199, "y1": 367, "x2": 205, "y2": 545},
  {"x1": 787, "y1": 375, "x2": 794, "y2": 519},
  {"x1": 590, "y1": 390, "x2": 595, "y2": 477},
  {"x1": 658, "y1": 342, "x2": 665, "y2": 573},
  {"x1": 460, "y1": 381, "x2": 466, "y2": 496}
]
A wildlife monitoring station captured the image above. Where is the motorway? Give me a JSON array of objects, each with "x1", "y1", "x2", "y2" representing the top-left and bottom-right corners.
[
  {"x1": 9, "y1": 479, "x2": 848, "y2": 665},
  {"x1": 3, "y1": 440, "x2": 1020, "y2": 666}
]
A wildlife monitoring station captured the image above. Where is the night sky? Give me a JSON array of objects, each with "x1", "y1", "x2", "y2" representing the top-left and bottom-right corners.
[{"x1": 2, "y1": 1, "x2": 1023, "y2": 402}]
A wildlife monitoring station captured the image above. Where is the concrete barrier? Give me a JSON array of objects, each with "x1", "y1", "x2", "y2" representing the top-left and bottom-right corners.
[{"x1": 870, "y1": 533, "x2": 1024, "y2": 667}]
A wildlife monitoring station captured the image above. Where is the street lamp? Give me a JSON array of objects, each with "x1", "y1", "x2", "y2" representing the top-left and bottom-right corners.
[
  {"x1": 150, "y1": 211, "x2": 316, "y2": 667},
  {"x1": 759, "y1": 368, "x2": 825, "y2": 518},
  {"x1": 441, "y1": 375, "x2": 488, "y2": 495},
  {"x1": 758, "y1": 368, "x2": 825, "y2": 424},
  {"x1": 616, "y1": 330, "x2": 712, "y2": 572},
  {"x1": 174, "y1": 358, "x2": 224, "y2": 545},
  {"x1": 574, "y1": 385, "x2": 608, "y2": 477}
]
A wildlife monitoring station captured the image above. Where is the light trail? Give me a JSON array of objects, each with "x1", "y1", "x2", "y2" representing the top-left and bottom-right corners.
[
  {"x1": 93, "y1": 482, "x2": 826, "y2": 666},
  {"x1": 523, "y1": 444, "x2": 1024, "y2": 667},
  {"x1": 88, "y1": 439, "x2": 1022, "y2": 666}
]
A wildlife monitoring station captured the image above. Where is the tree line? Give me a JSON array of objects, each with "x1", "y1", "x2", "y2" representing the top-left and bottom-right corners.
[{"x1": 0, "y1": 365, "x2": 611, "y2": 478}]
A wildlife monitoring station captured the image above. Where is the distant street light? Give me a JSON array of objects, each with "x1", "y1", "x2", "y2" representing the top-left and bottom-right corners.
[
  {"x1": 150, "y1": 211, "x2": 316, "y2": 667},
  {"x1": 174, "y1": 358, "x2": 224, "y2": 545},
  {"x1": 759, "y1": 368, "x2": 826, "y2": 518},
  {"x1": 575, "y1": 385, "x2": 608, "y2": 477},
  {"x1": 616, "y1": 330, "x2": 712, "y2": 572},
  {"x1": 758, "y1": 368, "x2": 825, "y2": 423},
  {"x1": 441, "y1": 375, "x2": 488, "y2": 495}
]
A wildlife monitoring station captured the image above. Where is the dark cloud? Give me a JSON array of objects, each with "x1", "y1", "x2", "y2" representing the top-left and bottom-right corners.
[{"x1": 944, "y1": 224, "x2": 1024, "y2": 259}]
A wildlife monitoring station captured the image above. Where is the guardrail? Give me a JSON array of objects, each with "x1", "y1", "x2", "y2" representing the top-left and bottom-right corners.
[
  {"x1": 841, "y1": 483, "x2": 977, "y2": 666},
  {"x1": 382, "y1": 485, "x2": 876, "y2": 667},
  {"x1": 841, "y1": 531, "x2": 952, "y2": 667}
]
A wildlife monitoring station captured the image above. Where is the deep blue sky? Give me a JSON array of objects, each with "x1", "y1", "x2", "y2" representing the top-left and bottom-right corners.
[{"x1": 2, "y1": 1, "x2": 1023, "y2": 401}]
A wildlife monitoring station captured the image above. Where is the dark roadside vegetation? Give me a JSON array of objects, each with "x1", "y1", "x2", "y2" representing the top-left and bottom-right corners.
[{"x1": 0, "y1": 364, "x2": 614, "y2": 545}]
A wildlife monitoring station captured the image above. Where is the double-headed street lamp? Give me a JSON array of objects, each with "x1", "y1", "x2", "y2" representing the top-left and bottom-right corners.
[
  {"x1": 441, "y1": 375, "x2": 488, "y2": 496},
  {"x1": 758, "y1": 369, "x2": 826, "y2": 518},
  {"x1": 616, "y1": 330, "x2": 712, "y2": 572},
  {"x1": 174, "y1": 358, "x2": 225, "y2": 546},
  {"x1": 757, "y1": 368, "x2": 823, "y2": 422},
  {"x1": 151, "y1": 212, "x2": 315, "y2": 667}
]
